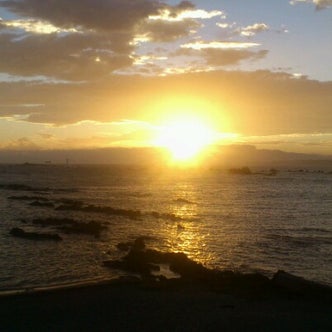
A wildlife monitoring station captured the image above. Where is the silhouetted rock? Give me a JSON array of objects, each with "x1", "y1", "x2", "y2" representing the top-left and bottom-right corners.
[
  {"x1": 106, "y1": 239, "x2": 211, "y2": 280},
  {"x1": 10, "y1": 227, "x2": 62, "y2": 241},
  {"x1": 8, "y1": 195, "x2": 50, "y2": 201},
  {"x1": 58, "y1": 221, "x2": 106, "y2": 237},
  {"x1": 29, "y1": 201, "x2": 54, "y2": 208},
  {"x1": 228, "y1": 167, "x2": 252, "y2": 175},
  {"x1": 116, "y1": 237, "x2": 152, "y2": 252},
  {"x1": 103, "y1": 238, "x2": 332, "y2": 300},
  {"x1": 174, "y1": 198, "x2": 196, "y2": 204},
  {"x1": 133, "y1": 237, "x2": 146, "y2": 251},
  {"x1": 30, "y1": 217, "x2": 107, "y2": 237},
  {"x1": 272, "y1": 270, "x2": 332, "y2": 299},
  {"x1": 116, "y1": 242, "x2": 132, "y2": 251},
  {"x1": 55, "y1": 202, "x2": 142, "y2": 220},
  {"x1": 0, "y1": 183, "x2": 50, "y2": 192},
  {"x1": 268, "y1": 168, "x2": 278, "y2": 176}
]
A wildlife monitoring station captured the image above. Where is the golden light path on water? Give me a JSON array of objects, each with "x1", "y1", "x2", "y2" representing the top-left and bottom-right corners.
[{"x1": 160, "y1": 181, "x2": 217, "y2": 267}]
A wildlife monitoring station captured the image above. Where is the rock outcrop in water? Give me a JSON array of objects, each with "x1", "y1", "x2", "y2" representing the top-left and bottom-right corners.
[
  {"x1": 104, "y1": 237, "x2": 332, "y2": 300},
  {"x1": 9, "y1": 227, "x2": 62, "y2": 241},
  {"x1": 104, "y1": 238, "x2": 273, "y2": 295},
  {"x1": 30, "y1": 217, "x2": 107, "y2": 237},
  {"x1": 228, "y1": 167, "x2": 252, "y2": 175}
]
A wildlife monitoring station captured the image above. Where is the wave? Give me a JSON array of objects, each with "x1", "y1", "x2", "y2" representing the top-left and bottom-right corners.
[
  {"x1": 299, "y1": 227, "x2": 330, "y2": 233},
  {"x1": 0, "y1": 183, "x2": 79, "y2": 193},
  {"x1": 264, "y1": 233, "x2": 332, "y2": 247},
  {"x1": 7, "y1": 194, "x2": 183, "y2": 222}
]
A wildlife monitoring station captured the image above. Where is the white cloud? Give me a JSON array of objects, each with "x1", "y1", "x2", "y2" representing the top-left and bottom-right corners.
[
  {"x1": 1, "y1": 19, "x2": 79, "y2": 34},
  {"x1": 239, "y1": 23, "x2": 269, "y2": 37},
  {"x1": 148, "y1": 9, "x2": 223, "y2": 22},
  {"x1": 181, "y1": 41, "x2": 260, "y2": 50}
]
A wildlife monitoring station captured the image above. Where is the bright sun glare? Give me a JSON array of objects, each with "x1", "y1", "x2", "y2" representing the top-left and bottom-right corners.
[{"x1": 154, "y1": 118, "x2": 215, "y2": 162}]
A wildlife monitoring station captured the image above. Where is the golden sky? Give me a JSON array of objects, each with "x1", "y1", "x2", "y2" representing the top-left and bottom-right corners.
[{"x1": 0, "y1": 0, "x2": 331, "y2": 159}]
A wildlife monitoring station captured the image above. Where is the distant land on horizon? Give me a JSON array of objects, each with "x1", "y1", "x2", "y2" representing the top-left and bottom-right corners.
[{"x1": 0, "y1": 145, "x2": 331, "y2": 170}]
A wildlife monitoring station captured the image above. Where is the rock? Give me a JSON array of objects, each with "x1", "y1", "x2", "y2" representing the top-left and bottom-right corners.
[
  {"x1": 29, "y1": 201, "x2": 54, "y2": 208},
  {"x1": 228, "y1": 167, "x2": 252, "y2": 175},
  {"x1": 31, "y1": 218, "x2": 107, "y2": 237},
  {"x1": 272, "y1": 270, "x2": 332, "y2": 299},
  {"x1": 10, "y1": 227, "x2": 62, "y2": 241},
  {"x1": 116, "y1": 242, "x2": 132, "y2": 251},
  {"x1": 57, "y1": 221, "x2": 106, "y2": 237}
]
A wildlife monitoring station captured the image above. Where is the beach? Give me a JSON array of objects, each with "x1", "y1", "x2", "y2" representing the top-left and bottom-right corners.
[{"x1": 1, "y1": 276, "x2": 331, "y2": 332}]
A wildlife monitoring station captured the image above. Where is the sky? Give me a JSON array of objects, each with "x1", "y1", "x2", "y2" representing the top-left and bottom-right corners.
[{"x1": 0, "y1": 0, "x2": 331, "y2": 161}]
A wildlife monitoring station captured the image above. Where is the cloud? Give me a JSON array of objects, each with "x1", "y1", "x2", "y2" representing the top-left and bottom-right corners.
[
  {"x1": 181, "y1": 41, "x2": 260, "y2": 50},
  {"x1": 176, "y1": 41, "x2": 266, "y2": 66},
  {"x1": 0, "y1": 1, "x2": 203, "y2": 79},
  {"x1": 139, "y1": 5, "x2": 223, "y2": 43},
  {"x1": 0, "y1": 18, "x2": 78, "y2": 34},
  {"x1": 139, "y1": 18, "x2": 201, "y2": 42},
  {"x1": 290, "y1": 0, "x2": 332, "y2": 9},
  {"x1": 3, "y1": 137, "x2": 40, "y2": 150},
  {"x1": 1, "y1": 70, "x2": 331, "y2": 138},
  {"x1": 176, "y1": 46, "x2": 267, "y2": 66},
  {"x1": 148, "y1": 8, "x2": 223, "y2": 21},
  {"x1": 239, "y1": 23, "x2": 269, "y2": 37},
  {"x1": 200, "y1": 49, "x2": 268, "y2": 66},
  {"x1": 0, "y1": 0, "x2": 161, "y2": 32},
  {"x1": 0, "y1": 32, "x2": 132, "y2": 80}
]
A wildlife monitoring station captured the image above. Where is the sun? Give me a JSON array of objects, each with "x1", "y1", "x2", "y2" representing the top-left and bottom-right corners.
[{"x1": 154, "y1": 117, "x2": 215, "y2": 163}]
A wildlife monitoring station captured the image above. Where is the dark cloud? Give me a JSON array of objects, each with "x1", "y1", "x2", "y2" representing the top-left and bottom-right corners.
[
  {"x1": 0, "y1": 32, "x2": 132, "y2": 80},
  {"x1": 0, "y1": 1, "x2": 199, "y2": 79},
  {"x1": 0, "y1": 0, "x2": 162, "y2": 32},
  {"x1": 175, "y1": 47, "x2": 267, "y2": 66},
  {"x1": 175, "y1": 1, "x2": 195, "y2": 11},
  {"x1": 199, "y1": 48, "x2": 267, "y2": 66},
  {"x1": 141, "y1": 19, "x2": 200, "y2": 42}
]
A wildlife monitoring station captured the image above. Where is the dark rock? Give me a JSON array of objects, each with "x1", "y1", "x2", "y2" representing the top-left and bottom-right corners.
[
  {"x1": 58, "y1": 221, "x2": 106, "y2": 237},
  {"x1": 105, "y1": 238, "x2": 332, "y2": 300},
  {"x1": 228, "y1": 167, "x2": 252, "y2": 175},
  {"x1": 31, "y1": 218, "x2": 107, "y2": 237},
  {"x1": 29, "y1": 201, "x2": 54, "y2": 208},
  {"x1": 106, "y1": 239, "x2": 208, "y2": 279},
  {"x1": 116, "y1": 242, "x2": 132, "y2": 251},
  {"x1": 0, "y1": 184, "x2": 50, "y2": 192},
  {"x1": 272, "y1": 270, "x2": 332, "y2": 299},
  {"x1": 32, "y1": 217, "x2": 77, "y2": 227},
  {"x1": 133, "y1": 237, "x2": 146, "y2": 251},
  {"x1": 174, "y1": 198, "x2": 196, "y2": 204},
  {"x1": 10, "y1": 227, "x2": 62, "y2": 241},
  {"x1": 55, "y1": 203, "x2": 142, "y2": 220},
  {"x1": 8, "y1": 195, "x2": 50, "y2": 201}
]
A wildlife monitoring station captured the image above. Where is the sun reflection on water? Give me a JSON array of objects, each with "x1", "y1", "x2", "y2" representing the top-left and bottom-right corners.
[{"x1": 161, "y1": 186, "x2": 215, "y2": 266}]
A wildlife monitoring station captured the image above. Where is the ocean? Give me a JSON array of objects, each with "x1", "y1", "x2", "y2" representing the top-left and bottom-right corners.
[{"x1": 0, "y1": 164, "x2": 331, "y2": 291}]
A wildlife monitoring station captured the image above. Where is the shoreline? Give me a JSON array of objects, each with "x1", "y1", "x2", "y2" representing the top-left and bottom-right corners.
[
  {"x1": 1, "y1": 268, "x2": 331, "y2": 299},
  {"x1": 0, "y1": 274, "x2": 331, "y2": 332}
]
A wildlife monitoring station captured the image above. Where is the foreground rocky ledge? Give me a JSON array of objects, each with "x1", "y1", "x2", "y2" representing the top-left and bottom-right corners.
[
  {"x1": 1, "y1": 238, "x2": 331, "y2": 331},
  {"x1": 103, "y1": 238, "x2": 332, "y2": 301},
  {"x1": 0, "y1": 275, "x2": 331, "y2": 332}
]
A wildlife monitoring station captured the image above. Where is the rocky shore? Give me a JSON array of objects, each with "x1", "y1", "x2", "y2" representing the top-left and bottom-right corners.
[{"x1": 1, "y1": 238, "x2": 331, "y2": 331}]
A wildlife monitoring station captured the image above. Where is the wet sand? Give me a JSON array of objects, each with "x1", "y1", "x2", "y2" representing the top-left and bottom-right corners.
[{"x1": 1, "y1": 278, "x2": 331, "y2": 332}]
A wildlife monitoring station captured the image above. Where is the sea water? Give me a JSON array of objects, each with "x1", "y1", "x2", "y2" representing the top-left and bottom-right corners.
[{"x1": 0, "y1": 164, "x2": 331, "y2": 291}]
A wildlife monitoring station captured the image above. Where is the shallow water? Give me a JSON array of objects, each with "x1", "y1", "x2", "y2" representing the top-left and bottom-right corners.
[{"x1": 0, "y1": 164, "x2": 331, "y2": 290}]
